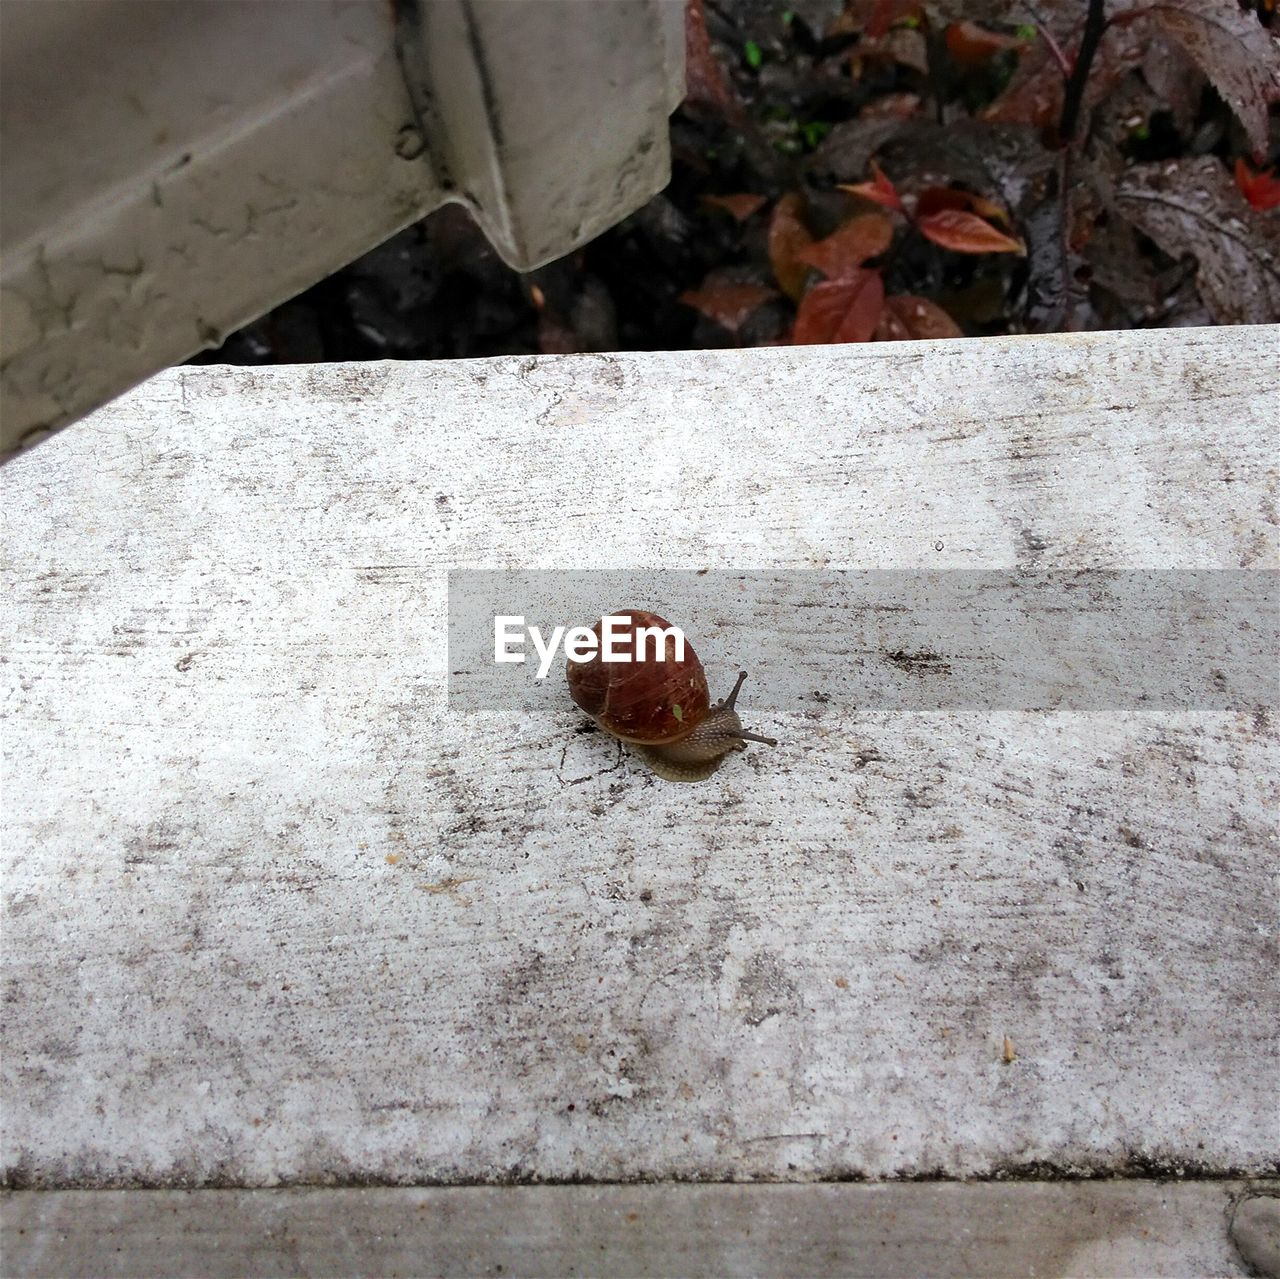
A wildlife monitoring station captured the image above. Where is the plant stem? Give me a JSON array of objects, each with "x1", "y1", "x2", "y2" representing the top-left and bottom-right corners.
[
  {"x1": 1059, "y1": 0, "x2": 1107, "y2": 145},
  {"x1": 1021, "y1": 1, "x2": 1072, "y2": 81},
  {"x1": 1051, "y1": 0, "x2": 1106, "y2": 331},
  {"x1": 1036, "y1": 21, "x2": 1072, "y2": 81}
]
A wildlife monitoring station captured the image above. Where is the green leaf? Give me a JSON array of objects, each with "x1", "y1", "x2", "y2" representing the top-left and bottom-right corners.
[
  {"x1": 672, "y1": 703, "x2": 684, "y2": 722},
  {"x1": 781, "y1": 9, "x2": 794, "y2": 23},
  {"x1": 744, "y1": 40, "x2": 763, "y2": 69},
  {"x1": 800, "y1": 120, "x2": 832, "y2": 149}
]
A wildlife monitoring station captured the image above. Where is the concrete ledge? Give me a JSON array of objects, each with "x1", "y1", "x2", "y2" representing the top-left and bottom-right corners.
[
  {"x1": 3, "y1": 1182, "x2": 1276, "y2": 1278},
  {"x1": 2, "y1": 329, "x2": 1277, "y2": 1193}
]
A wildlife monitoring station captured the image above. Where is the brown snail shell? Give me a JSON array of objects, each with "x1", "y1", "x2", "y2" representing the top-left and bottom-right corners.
[{"x1": 566, "y1": 610, "x2": 777, "y2": 782}]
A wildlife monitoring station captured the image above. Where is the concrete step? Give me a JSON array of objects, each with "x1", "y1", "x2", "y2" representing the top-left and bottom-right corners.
[{"x1": 4, "y1": 1181, "x2": 1277, "y2": 1278}]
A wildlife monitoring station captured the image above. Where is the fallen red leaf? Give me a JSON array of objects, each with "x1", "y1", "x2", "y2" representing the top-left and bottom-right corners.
[
  {"x1": 874, "y1": 295, "x2": 964, "y2": 340},
  {"x1": 679, "y1": 281, "x2": 778, "y2": 333},
  {"x1": 864, "y1": 0, "x2": 923, "y2": 39},
  {"x1": 769, "y1": 193, "x2": 816, "y2": 302},
  {"x1": 838, "y1": 161, "x2": 904, "y2": 213},
  {"x1": 795, "y1": 212, "x2": 895, "y2": 279},
  {"x1": 945, "y1": 21, "x2": 1026, "y2": 69},
  {"x1": 684, "y1": 0, "x2": 749, "y2": 126},
  {"x1": 1235, "y1": 158, "x2": 1280, "y2": 212},
  {"x1": 981, "y1": 40, "x2": 1062, "y2": 131},
  {"x1": 792, "y1": 269, "x2": 886, "y2": 344},
  {"x1": 915, "y1": 186, "x2": 1013, "y2": 230},
  {"x1": 700, "y1": 193, "x2": 770, "y2": 222},
  {"x1": 917, "y1": 209, "x2": 1025, "y2": 255}
]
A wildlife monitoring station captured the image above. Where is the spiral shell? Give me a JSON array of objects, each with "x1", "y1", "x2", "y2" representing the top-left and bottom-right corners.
[{"x1": 565, "y1": 609, "x2": 709, "y2": 744}]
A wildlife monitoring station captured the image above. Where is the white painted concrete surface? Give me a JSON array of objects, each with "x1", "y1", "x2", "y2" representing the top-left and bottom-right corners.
[{"x1": 1, "y1": 329, "x2": 1277, "y2": 1192}]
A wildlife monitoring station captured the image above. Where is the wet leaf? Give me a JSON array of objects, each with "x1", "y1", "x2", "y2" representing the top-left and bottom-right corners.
[
  {"x1": 869, "y1": 0, "x2": 922, "y2": 37},
  {"x1": 679, "y1": 280, "x2": 779, "y2": 332},
  {"x1": 795, "y1": 211, "x2": 896, "y2": 277},
  {"x1": 1140, "y1": 35, "x2": 1205, "y2": 134},
  {"x1": 923, "y1": 0, "x2": 1029, "y2": 24},
  {"x1": 870, "y1": 120, "x2": 1053, "y2": 222},
  {"x1": 917, "y1": 209, "x2": 1025, "y2": 254},
  {"x1": 874, "y1": 294, "x2": 964, "y2": 339},
  {"x1": 916, "y1": 186, "x2": 1013, "y2": 228},
  {"x1": 838, "y1": 160, "x2": 904, "y2": 211},
  {"x1": 1116, "y1": 156, "x2": 1280, "y2": 324},
  {"x1": 1235, "y1": 159, "x2": 1280, "y2": 212},
  {"x1": 945, "y1": 20, "x2": 1026, "y2": 68},
  {"x1": 835, "y1": 0, "x2": 1021, "y2": 45},
  {"x1": 859, "y1": 91, "x2": 924, "y2": 118},
  {"x1": 811, "y1": 118, "x2": 908, "y2": 182},
  {"x1": 793, "y1": 269, "x2": 886, "y2": 343},
  {"x1": 858, "y1": 25, "x2": 930, "y2": 73},
  {"x1": 1135, "y1": 0, "x2": 1280, "y2": 153},
  {"x1": 685, "y1": 0, "x2": 750, "y2": 126},
  {"x1": 701, "y1": 193, "x2": 770, "y2": 221},
  {"x1": 769, "y1": 193, "x2": 817, "y2": 300},
  {"x1": 980, "y1": 44, "x2": 1061, "y2": 130},
  {"x1": 984, "y1": 16, "x2": 1151, "y2": 134},
  {"x1": 1080, "y1": 208, "x2": 1167, "y2": 328}
]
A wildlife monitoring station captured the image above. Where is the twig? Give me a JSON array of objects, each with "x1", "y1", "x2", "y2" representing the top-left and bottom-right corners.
[
  {"x1": 1037, "y1": 22, "x2": 1073, "y2": 80},
  {"x1": 1020, "y1": 1, "x2": 1072, "y2": 81}
]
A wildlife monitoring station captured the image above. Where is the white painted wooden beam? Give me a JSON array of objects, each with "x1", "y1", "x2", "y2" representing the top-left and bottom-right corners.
[{"x1": 0, "y1": 331, "x2": 1276, "y2": 1205}]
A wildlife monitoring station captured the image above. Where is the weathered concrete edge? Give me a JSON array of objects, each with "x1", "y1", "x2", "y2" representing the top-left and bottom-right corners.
[
  {"x1": 3, "y1": 1182, "x2": 1277, "y2": 1279},
  {"x1": 4, "y1": 1160, "x2": 1278, "y2": 1192}
]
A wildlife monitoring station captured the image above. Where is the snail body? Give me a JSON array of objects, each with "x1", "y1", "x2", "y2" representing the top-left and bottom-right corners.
[{"x1": 565, "y1": 610, "x2": 777, "y2": 782}]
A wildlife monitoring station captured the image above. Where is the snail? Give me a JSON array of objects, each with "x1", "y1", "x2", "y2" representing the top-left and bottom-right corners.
[{"x1": 565, "y1": 609, "x2": 777, "y2": 782}]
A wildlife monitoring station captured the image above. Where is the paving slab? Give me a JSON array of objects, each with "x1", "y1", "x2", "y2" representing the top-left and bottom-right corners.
[{"x1": 1, "y1": 328, "x2": 1277, "y2": 1196}]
